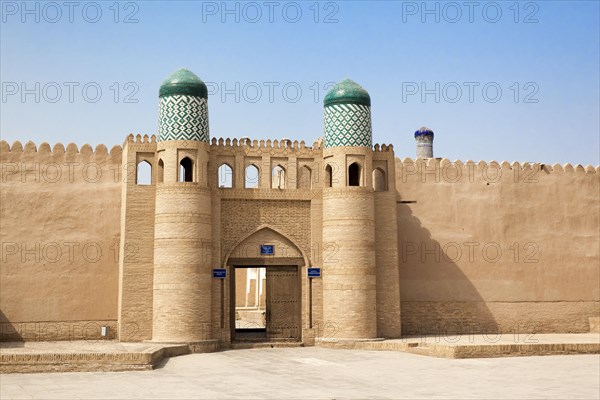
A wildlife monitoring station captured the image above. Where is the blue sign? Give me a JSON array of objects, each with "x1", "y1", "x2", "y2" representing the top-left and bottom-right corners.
[
  {"x1": 308, "y1": 268, "x2": 321, "y2": 278},
  {"x1": 260, "y1": 245, "x2": 274, "y2": 255},
  {"x1": 212, "y1": 268, "x2": 227, "y2": 278}
]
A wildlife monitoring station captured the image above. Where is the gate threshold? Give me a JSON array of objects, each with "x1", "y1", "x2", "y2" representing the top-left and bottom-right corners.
[{"x1": 230, "y1": 341, "x2": 304, "y2": 350}]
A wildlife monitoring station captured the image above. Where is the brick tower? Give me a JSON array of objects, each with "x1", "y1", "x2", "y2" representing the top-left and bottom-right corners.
[
  {"x1": 152, "y1": 69, "x2": 213, "y2": 342},
  {"x1": 321, "y1": 79, "x2": 378, "y2": 340}
]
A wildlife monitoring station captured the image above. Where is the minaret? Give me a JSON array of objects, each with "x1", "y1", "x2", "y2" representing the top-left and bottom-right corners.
[
  {"x1": 152, "y1": 68, "x2": 213, "y2": 342},
  {"x1": 415, "y1": 126, "x2": 434, "y2": 158},
  {"x1": 321, "y1": 79, "x2": 378, "y2": 340}
]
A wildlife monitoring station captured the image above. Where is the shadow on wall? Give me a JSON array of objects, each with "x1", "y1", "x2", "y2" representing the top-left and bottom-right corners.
[
  {"x1": 397, "y1": 203, "x2": 498, "y2": 338},
  {"x1": 0, "y1": 310, "x2": 24, "y2": 344}
]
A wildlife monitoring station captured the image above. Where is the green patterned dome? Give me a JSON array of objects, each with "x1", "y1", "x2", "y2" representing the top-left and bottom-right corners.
[
  {"x1": 159, "y1": 68, "x2": 208, "y2": 98},
  {"x1": 323, "y1": 78, "x2": 372, "y2": 148},
  {"x1": 324, "y1": 79, "x2": 371, "y2": 107},
  {"x1": 158, "y1": 68, "x2": 209, "y2": 142}
]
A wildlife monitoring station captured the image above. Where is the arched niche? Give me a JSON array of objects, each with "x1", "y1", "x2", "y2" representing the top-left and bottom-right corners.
[
  {"x1": 373, "y1": 167, "x2": 387, "y2": 191},
  {"x1": 218, "y1": 163, "x2": 233, "y2": 188},
  {"x1": 225, "y1": 226, "x2": 306, "y2": 264}
]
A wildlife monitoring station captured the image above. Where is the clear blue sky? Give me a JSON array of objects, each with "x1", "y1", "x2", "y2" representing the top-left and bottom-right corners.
[{"x1": 1, "y1": 1, "x2": 599, "y2": 165}]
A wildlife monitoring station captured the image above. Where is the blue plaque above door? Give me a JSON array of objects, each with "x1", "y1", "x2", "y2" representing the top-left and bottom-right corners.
[{"x1": 260, "y1": 245, "x2": 274, "y2": 255}]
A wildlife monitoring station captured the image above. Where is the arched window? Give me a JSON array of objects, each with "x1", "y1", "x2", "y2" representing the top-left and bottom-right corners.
[
  {"x1": 245, "y1": 164, "x2": 259, "y2": 188},
  {"x1": 218, "y1": 164, "x2": 233, "y2": 188},
  {"x1": 324, "y1": 165, "x2": 333, "y2": 188},
  {"x1": 348, "y1": 162, "x2": 361, "y2": 187},
  {"x1": 298, "y1": 166, "x2": 312, "y2": 189},
  {"x1": 136, "y1": 160, "x2": 152, "y2": 185},
  {"x1": 373, "y1": 168, "x2": 386, "y2": 191},
  {"x1": 157, "y1": 159, "x2": 164, "y2": 183},
  {"x1": 272, "y1": 165, "x2": 286, "y2": 189},
  {"x1": 179, "y1": 157, "x2": 193, "y2": 182}
]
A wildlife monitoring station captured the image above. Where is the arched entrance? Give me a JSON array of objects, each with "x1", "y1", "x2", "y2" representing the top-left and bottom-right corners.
[{"x1": 224, "y1": 226, "x2": 307, "y2": 342}]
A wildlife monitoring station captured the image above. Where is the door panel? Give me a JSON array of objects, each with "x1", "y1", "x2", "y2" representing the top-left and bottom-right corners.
[{"x1": 266, "y1": 266, "x2": 300, "y2": 339}]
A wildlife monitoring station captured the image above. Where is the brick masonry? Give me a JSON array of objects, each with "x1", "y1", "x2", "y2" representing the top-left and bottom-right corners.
[{"x1": 0, "y1": 138, "x2": 598, "y2": 344}]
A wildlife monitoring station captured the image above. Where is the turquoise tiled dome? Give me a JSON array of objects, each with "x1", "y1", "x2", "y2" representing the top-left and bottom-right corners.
[
  {"x1": 324, "y1": 79, "x2": 371, "y2": 107},
  {"x1": 159, "y1": 68, "x2": 208, "y2": 98}
]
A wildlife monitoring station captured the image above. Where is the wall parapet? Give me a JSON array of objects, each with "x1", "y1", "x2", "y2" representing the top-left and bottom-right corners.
[
  {"x1": 124, "y1": 134, "x2": 157, "y2": 145},
  {"x1": 373, "y1": 143, "x2": 394, "y2": 152},
  {"x1": 207, "y1": 138, "x2": 396, "y2": 158},
  {"x1": 0, "y1": 137, "x2": 397, "y2": 162},
  {"x1": 209, "y1": 137, "x2": 321, "y2": 158},
  {"x1": 122, "y1": 134, "x2": 157, "y2": 155},
  {"x1": 397, "y1": 157, "x2": 599, "y2": 177},
  {"x1": 0, "y1": 140, "x2": 122, "y2": 164}
]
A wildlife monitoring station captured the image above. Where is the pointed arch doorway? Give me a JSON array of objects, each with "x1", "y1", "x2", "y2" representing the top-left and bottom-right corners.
[{"x1": 225, "y1": 226, "x2": 306, "y2": 342}]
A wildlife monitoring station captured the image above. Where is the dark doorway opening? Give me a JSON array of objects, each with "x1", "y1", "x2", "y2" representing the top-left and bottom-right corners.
[
  {"x1": 348, "y1": 162, "x2": 361, "y2": 186},
  {"x1": 180, "y1": 157, "x2": 193, "y2": 182}
]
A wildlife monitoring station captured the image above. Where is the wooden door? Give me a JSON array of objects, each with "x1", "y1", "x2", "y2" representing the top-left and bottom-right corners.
[{"x1": 266, "y1": 266, "x2": 300, "y2": 339}]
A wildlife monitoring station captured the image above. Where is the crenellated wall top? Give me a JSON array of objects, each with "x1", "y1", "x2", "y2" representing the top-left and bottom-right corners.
[
  {"x1": 2, "y1": 138, "x2": 596, "y2": 174},
  {"x1": 0, "y1": 140, "x2": 122, "y2": 163},
  {"x1": 208, "y1": 137, "x2": 394, "y2": 158},
  {"x1": 208, "y1": 137, "x2": 319, "y2": 158},
  {"x1": 124, "y1": 133, "x2": 157, "y2": 145},
  {"x1": 397, "y1": 157, "x2": 599, "y2": 174}
]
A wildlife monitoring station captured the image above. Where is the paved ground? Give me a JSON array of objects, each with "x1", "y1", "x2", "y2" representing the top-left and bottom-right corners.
[
  {"x1": 3, "y1": 333, "x2": 598, "y2": 354},
  {"x1": 401, "y1": 332, "x2": 600, "y2": 345},
  {"x1": 1, "y1": 347, "x2": 599, "y2": 399},
  {"x1": 0, "y1": 341, "x2": 166, "y2": 354}
]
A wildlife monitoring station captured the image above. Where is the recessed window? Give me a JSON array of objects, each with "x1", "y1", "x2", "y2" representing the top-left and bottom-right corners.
[
  {"x1": 136, "y1": 160, "x2": 152, "y2": 185},
  {"x1": 325, "y1": 165, "x2": 333, "y2": 188},
  {"x1": 373, "y1": 168, "x2": 386, "y2": 191},
  {"x1": 179, "y1": 157, "x2": 193, "y2": 182},
  {"x1": 348, "y1": 162, "x2": 361, "y2": 187},
  {"x1": 245, "y1": 164, "x2": 260, "y2": 188},
  {"x1": 299, "y1": 166, "x2": 312, "y2": 189},
  {"x1": 157, "y1": 159, "x2": 164, "y2": 183},
  {"x1": 218, "y1": 164, "x2": 233, "y2": 188},
  {"x1": 272, "y1": 165, "x2": 286, "y2": 189}
]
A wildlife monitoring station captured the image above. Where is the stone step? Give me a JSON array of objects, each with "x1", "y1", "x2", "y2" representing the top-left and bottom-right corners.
[{"x1": 230, "y1": 341, "x2": 304, "y2": 349}]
